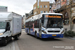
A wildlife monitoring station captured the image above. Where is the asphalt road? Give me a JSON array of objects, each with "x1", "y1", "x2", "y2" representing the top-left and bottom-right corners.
[{"x1": 0, "y1": 29, "x2": 75, "y2": 50}]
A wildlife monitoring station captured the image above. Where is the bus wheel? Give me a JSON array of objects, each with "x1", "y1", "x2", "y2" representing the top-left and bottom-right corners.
[
  {"x1": 3, "y1": 38, "x2": 8, "y2": 46},
  {"x1": 50, "y1": 38, "x2": 54, "y2": 39},
  {"x1": 35, "y1": 31, "x2": 37, "y2": 38},
  {"x1": 27, "y1": 33, "x2": 29, "y2": 35}
]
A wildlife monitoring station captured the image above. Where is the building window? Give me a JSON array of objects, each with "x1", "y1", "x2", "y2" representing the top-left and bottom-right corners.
[
  {"x1": 64, "y1": 12, "x2": 69, "y2": 25},
  {"x1": 45, "y1": 5, "x2": 47, "y2": 8},
  {"x1": 57, "y1": 0, "x2": 61, "y2": 3},
  {"x1": 66, "y1": 0, "x2": 69, "y2": 5},
  {"x1": 44, "y1": 5, "x2": 45, "y2": 8},
  {"x1": 40, "y1": 5, "x2": 42, "y2": 8},
  {"x1": 40, "y1": 11, "x2": 43, "y2": 13},
  {"x1": 57, "y1": 4, "x2": 61, "y2": 9},
  {"x1": 46, "y1": 11, "x2": 48, "y2": 13},
  {"x1": 73, "y1": 0, "x2": 75, "y2": 3}
]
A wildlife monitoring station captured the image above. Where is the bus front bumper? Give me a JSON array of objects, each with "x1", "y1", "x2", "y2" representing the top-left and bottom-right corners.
[{"x1": 41, "y1": 34, "x2": 64, "y2": 38}]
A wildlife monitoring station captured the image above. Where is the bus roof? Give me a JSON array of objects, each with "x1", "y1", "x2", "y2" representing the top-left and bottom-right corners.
[{"x1": 25, "y1": 13, "x2": 63, "y2": 23}]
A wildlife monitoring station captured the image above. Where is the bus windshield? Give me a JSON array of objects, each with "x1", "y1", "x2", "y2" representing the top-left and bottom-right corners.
[
  {"x1": 0, "y1": 22, "x2": 6, "y2": 29},
  {"x1": 42, "y1": 15, "x2": 63, "y2": 28}
]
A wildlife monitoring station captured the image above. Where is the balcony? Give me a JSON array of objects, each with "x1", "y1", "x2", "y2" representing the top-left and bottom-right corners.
[{"x1": 54, "y1": 5, "x2": 66, "y2": 13}]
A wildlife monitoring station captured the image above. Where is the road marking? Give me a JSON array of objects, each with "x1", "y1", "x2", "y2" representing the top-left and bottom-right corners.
[
  {"x1": 12, "y1": 42, "x2": 15, "y2": 50},
  {"x1": 12, "y1": 41, "x2": 20, "y2": 50}
]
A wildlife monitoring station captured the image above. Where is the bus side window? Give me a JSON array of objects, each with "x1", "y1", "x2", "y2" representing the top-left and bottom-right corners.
[
  {"x1": 34, "y1": 20, "x2": 37, "y2": 28},
  {"x1": 26, "y1": 22, "x2": 28, "y2": 28},
  {"x1": 30, "y1": 21, "x2": 33, "y2": 28}
]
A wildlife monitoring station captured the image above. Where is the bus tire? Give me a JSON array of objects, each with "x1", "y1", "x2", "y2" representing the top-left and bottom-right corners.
[
  {"x1": 35, "y1": 31, "x2": 37, "y2": 38},
  {"x1": 27, "y1": 33, "x2": 29, "y2": 35}
]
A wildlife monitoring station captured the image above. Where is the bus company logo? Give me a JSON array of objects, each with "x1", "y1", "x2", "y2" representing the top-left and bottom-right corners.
[{"x1": 45, "y1": 15, "x2": 61, "y2": 18}]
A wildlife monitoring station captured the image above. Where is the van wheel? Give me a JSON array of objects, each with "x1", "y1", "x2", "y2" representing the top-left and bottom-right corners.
[
  {"x1": 9, "y1": 37, "x2": 12, "y2": 41},
  {"x1": 14, "y1": 36, "x2": 18, "y2": 40},
  {"x1": 3, "y1": 39, "x2": 8, "y2": 46}
]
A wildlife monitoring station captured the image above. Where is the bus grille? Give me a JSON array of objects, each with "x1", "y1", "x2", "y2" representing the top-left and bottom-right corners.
[{"x1": 48, "y1": 31, "x2": 60, "y2": 32}]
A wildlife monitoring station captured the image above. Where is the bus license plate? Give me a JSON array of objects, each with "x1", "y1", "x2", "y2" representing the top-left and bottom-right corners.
[{"x1": 52, "y1": 35, "x2": 56, "y2": 36}]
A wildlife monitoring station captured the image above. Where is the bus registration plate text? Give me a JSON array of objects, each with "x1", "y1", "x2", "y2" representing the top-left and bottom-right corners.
[{"x1": 52, "y1": 35, "x2": 56, "y2": 36}]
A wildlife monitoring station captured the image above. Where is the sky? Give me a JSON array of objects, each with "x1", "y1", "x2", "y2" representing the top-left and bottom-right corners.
[{"x1": 0, "y1": 0, "x2": 54, "y2": 15}]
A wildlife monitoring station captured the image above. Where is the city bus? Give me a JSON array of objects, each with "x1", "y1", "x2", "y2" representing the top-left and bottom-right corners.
[{"x1": 25, "y1": 13, "x2": 64, "y2": 38}]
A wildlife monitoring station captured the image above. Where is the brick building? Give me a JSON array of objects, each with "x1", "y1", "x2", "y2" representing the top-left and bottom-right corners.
[{"x1": 33, "y1": 0, "x2": 50, "y2": 15}]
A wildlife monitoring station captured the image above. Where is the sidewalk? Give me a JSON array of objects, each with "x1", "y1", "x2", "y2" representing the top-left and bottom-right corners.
[
  {"x1": 64, "y1": 24, "x2": 75, "y2": 32},
  {"x1": 65, "y1": 37, "x2": 75, "y2": 40}
]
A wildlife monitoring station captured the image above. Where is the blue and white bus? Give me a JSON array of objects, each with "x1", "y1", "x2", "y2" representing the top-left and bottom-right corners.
[{"x1": 25, "y1": 13, "x2": 64, "y2": 38}]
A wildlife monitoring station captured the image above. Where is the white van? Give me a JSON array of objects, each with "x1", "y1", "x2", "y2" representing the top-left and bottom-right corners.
[{"x1": 0, "y1": 12, "x2": 22, "y2": 45}]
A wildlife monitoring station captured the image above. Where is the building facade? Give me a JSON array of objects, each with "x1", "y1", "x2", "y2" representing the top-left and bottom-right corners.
[
  {"x1": 33, "y1": 0, "x2": 50, "y2": 15},
  {"x1": 22, "y1": 15, "x2": 26, "y2": 28},
  {"x1": 50, "y1": 2, "x2": 56, "y2": 13},
  {"x1": 25, "y1": 10, "x2": 34, "y2": 19},
  {"x1": 55, "y1": 0, "x2": 75, "y2": 25},
  {"x1": 0, "y1": 6, "x2": 8, "y2": 12}
]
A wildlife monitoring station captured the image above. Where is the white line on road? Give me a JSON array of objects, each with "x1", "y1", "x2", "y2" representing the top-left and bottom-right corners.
[
  {"x1": 12, "y1": 41, "x2": 20, "y2": 50},
  {"x1": 12, "y1": 42, "x2": 15, "y2": 50}
]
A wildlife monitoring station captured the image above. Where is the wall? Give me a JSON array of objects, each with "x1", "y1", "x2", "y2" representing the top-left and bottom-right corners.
[{"x1": 33, "y1": 1, "x2": 49, "y2": 15}]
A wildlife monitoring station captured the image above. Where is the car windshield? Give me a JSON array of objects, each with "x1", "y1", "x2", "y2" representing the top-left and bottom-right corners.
[
  {"x1": 0, "y1": 22, "x2": 6, "y2": 29},
  {"x1": 43, "y1": 18, "x2": 63, "y2": 28}
]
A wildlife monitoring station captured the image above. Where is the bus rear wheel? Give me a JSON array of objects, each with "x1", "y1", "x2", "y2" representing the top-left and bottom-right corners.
[
  {"x1": 27, "y1": 33, "x2": 29, "y2": 35},
  {"x1": 35, "y1": 31, "x2": 37, "y2": 37}
]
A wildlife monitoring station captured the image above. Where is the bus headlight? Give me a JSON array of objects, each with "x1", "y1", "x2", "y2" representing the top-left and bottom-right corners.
[
  {"x1": 0, "y1": 33, "x2": 3, "y2": 35},
  {"x1": 42, "y1": 30, "x2": 47, "y2": 34}
]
